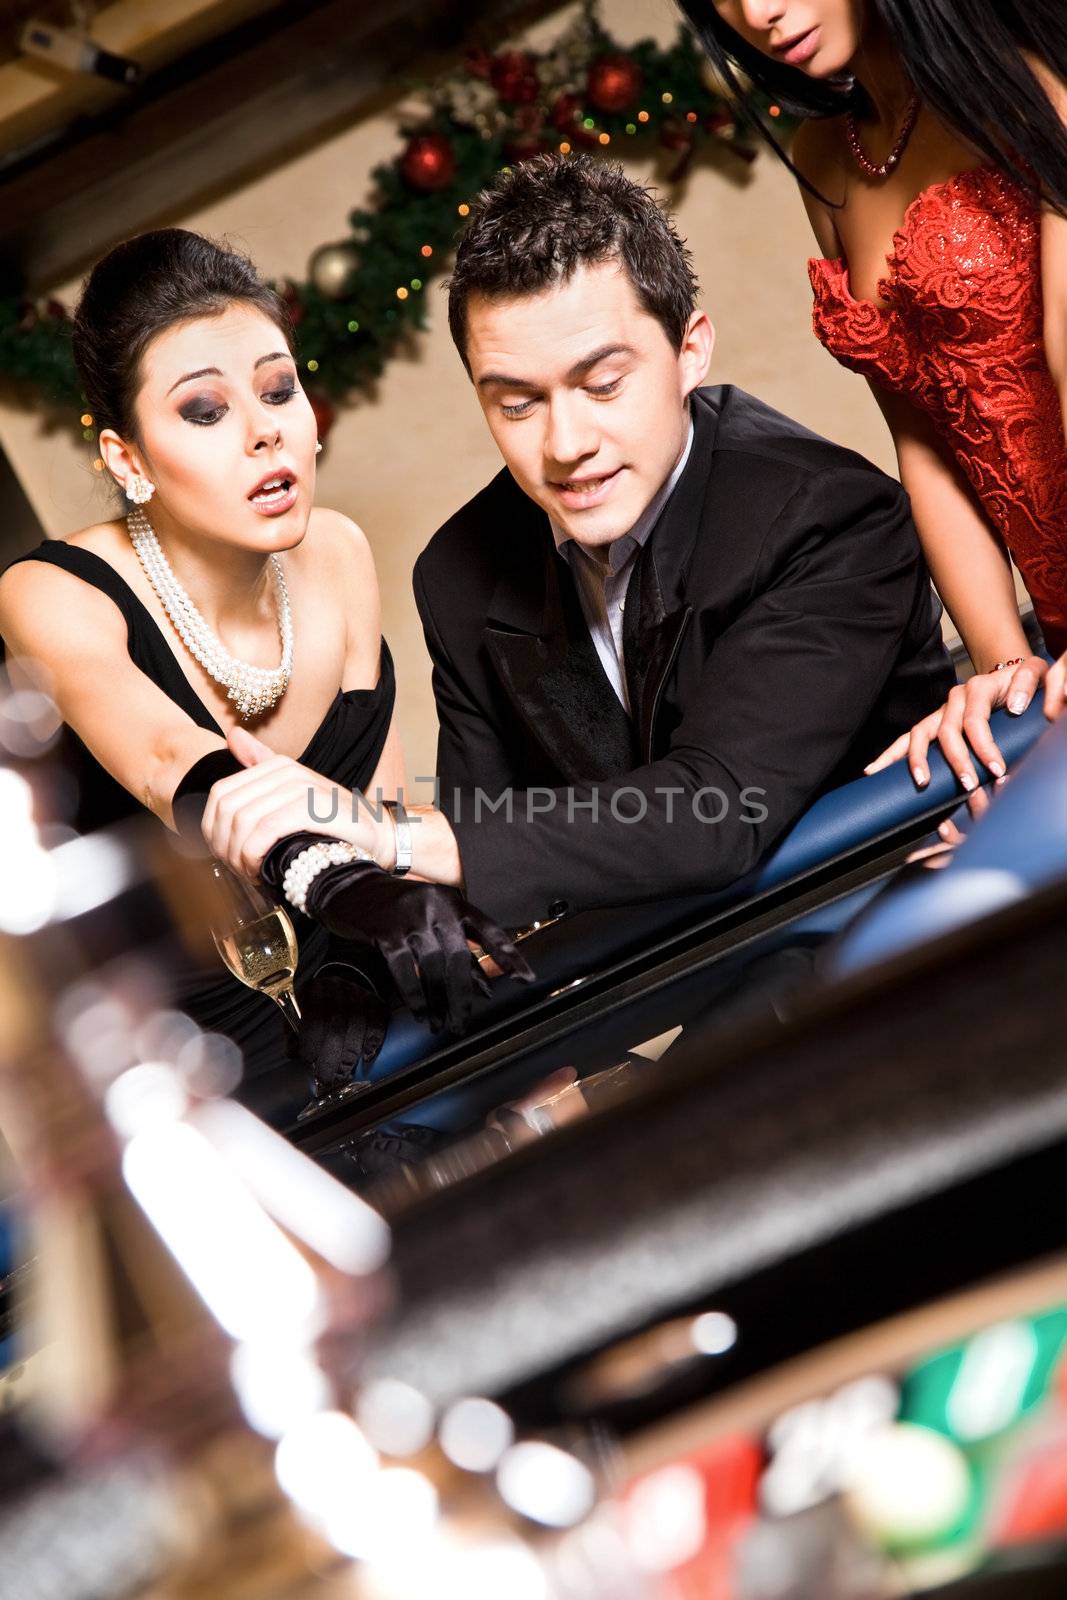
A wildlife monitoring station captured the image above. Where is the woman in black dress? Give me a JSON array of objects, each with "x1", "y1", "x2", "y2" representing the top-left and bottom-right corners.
[{"x1": 0, "y1": 229, "x2": 526, "y2": 1090}]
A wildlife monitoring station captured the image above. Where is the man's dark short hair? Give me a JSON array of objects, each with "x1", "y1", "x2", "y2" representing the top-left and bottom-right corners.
[{"x1": 446, "y1": 153, "x2": 700, "y2": 371}]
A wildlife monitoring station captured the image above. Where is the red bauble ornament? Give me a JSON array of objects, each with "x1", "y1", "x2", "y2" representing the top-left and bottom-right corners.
[
  {"x1": 586, "y1": 53, "x2": 643, "y2": 115},
  {"x1": 307, "y1": 390, "x2": 337, "y2": 447},
  {"x1": 490, "y1": 50, "x2": 540, "y2": 106},
  {"x1": 400, "y1": 131, "x2": 457, "y2": 193}
]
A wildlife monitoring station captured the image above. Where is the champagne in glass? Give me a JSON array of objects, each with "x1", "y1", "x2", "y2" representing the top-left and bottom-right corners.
[{"x1": 209, "y1": 862, "x2": 301, "y2": 1030}]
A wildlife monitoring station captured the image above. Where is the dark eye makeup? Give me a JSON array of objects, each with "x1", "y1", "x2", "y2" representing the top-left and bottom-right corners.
[{"x1": 178, "y1": 379, "x2": 297, "y2": 425}]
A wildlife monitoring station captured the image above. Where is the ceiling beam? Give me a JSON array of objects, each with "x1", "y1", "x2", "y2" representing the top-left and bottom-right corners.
[{"x1": 0, "y1": 0, "x2": 569, "y2": 292}]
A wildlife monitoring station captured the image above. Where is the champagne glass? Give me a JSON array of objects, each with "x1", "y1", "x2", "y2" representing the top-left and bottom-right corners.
[{"x1": 209, "y1": 861, "x2": 301, "y2": 1030}]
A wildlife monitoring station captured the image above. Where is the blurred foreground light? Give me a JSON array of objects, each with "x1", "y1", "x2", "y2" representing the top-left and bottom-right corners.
[
  {"x1": 275, "y1": 1409, "x2": 378, "y2": 1524},
  {"x1": 51, "y1": 831, "x2": 136, "y2": 921},
  {"x1": 132, "y1": 1011, "x2": 244, "y2": 1098},
  {"x1": 365, "y1": 1531, "x2": 547, "y2": 1600},
  {"x1": 0, "y1": 840, "x2": 55, "y2": 932},
  {"x1": 436, "y1": 1538, "x2": 547, "y2": 1600},
  {"x1": 0, "y1": 769, "x2": 54, "y2": 932},
  {"x1": 231, "y1": 1339, "x2": 332, "y2": 1440},
  {"x1": 105, "y1": 1061, "x2": 188, "y2": 1139},
  {"x1": 0, "y1": 686, "x2": 62, "y2": 756},
  {"x1": 175, "y1": 1029, "x2": 243, "y2": 1098},
  {"x1": 123, "y1": 1118, "x2": 322, "y2": 1342},
  {"x1": 624, "y1": 1464, "x2": 707, "y2": 1572},
  {"x1": 56, "y1": 987, "x2": 134, "y2": 1084},
  {"x1": 762, "y1": 1374, "x2": 899, "y2": 1516},
  {"x1": 325, "y1": 1466, "x2": 438, "y2": 1561},
  {"x1": 195, "y1": 1100, "x2": 390, "y2": 1276},
  {"x1": 497, "y1": 1441, "x2": 596, "y2": 1528},
  {"x1": 692, "y1": 1310, "x2": 738, "y2": 1355},
  {"x1": 946, "y1": 1320, "x2": 1038, "y2": 1442},
  {"x1": 845, "y1": 1422, "x2": 971, "y2": 1548},
  {"x1": 0, "y1": 766, "x2": 34, "y2": 826},
  {"x1": 357, "y1": 1378, "x2": 435, "y2": 1457},
  {"x1": 439, "y1": 1396, "x2": 514, "y2": 1473},
  {"x1": 134, "y1": 1008, "x2": 200, "y2": 1063}
]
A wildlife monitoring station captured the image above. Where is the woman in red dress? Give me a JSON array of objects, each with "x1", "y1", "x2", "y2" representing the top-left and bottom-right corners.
[{"x1": 677, "y1": 0, "x2": 1067, "y2": 796}]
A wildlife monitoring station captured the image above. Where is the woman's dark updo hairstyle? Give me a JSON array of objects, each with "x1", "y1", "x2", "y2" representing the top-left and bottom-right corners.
[
  {"x1": 675, "y1": 0, "x2": 1067, "y2": 215},
  {"x1": 72, "y1": 228, "x2": 293, "y2": 442}
]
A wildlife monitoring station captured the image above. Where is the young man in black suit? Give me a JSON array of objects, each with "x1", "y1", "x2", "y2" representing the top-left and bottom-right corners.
[
  {"x1": 368, "y1": 155, "x2": 951, "y2": 927},
  {"x1": 242, "y1": 153, "x2": 945, "y2": 939}
]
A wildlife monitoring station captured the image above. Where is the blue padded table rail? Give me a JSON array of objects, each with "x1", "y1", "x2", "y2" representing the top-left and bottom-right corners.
[
  {"x1": 830, "y1": 702, "x2": 1067, "y2": 977},
  {"x1": 254, "y1": 700, "x2": 1048, "y2": 1133}
]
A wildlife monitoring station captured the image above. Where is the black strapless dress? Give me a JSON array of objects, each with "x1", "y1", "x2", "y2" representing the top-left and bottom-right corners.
[{"x1": 0, "y1": 540, "x2": 395, "y2": 1078}]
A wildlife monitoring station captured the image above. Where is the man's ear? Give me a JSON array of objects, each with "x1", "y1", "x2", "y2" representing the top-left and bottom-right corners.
[
  {"x1": 98, "y1": 427, "x2": 143, "y2": 498},
  {"x1": 679, "y1": 309, "x2": 715, "y2": 397}
]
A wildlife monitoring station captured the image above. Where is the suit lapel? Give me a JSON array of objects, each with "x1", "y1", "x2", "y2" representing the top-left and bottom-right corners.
[
  {"x1": 623, "y1": 549, "x2": 692, "y2": 764},
  {"x1": 484, "y1": 507, "x2": 636, "y2": 783},
  {"x1": 623, "y1": 390, "x2": 722, "y2": 759}
]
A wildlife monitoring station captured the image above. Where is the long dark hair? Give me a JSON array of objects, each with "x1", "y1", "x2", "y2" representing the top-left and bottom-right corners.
[{"x1": 674, "y1": 0, "x2": 1067, "y2": 214}]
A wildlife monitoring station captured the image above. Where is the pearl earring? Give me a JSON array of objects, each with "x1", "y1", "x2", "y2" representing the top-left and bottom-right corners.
[
  {"x1": 125, "y1": 473, "x2": 155, "y2": 505},
  {"x1": 315, "y1": 441, "x2": 323, "y2": 456}
]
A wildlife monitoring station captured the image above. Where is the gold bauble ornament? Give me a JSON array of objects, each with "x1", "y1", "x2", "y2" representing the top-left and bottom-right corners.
[{"x1": 308, "y1": 240, "x2": 359, "y2": 299}]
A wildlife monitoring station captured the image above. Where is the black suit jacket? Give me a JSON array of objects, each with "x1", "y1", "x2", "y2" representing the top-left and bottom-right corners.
[{"x1": 414, "y1": 386, "x2": 954, "y2": 926}]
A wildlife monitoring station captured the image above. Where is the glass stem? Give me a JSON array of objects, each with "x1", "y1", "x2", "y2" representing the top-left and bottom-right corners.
[{"x1": 270, "y1": 985, "x2": 302, "y2": 1031}]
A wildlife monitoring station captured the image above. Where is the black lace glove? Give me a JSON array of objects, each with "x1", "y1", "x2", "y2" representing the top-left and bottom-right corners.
[
  {"x1": 262, "y1": 834, "x2": 535, "y2": 1035},
  {"x1": 288, "y1": 958, "x2": 390, "y2": 1098}
]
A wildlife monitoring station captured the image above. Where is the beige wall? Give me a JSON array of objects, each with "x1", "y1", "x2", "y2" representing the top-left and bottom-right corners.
[{"x1": 0, "y1": 0, "x2": 898, "y2": 779}]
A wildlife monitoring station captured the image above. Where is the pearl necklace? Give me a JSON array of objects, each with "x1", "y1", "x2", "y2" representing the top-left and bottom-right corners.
[
  {"x1": 846, "y1": 91, "x2": 921, "y2": 179},
  {"x1": 127, "y1": 506, "x2": 293, "y2": 721}
]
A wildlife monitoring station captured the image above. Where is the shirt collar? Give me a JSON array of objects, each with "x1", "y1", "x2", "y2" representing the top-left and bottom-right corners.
[{"x1": 553, "y1": 413, "x2": 696, "y2": 576}]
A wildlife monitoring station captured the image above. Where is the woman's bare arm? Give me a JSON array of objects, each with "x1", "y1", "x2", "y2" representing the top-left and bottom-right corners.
[
  {"x1": 0, "y1": 561, "x2": 225, "y2": 829},
  {"x1": 872, "y1": 386, "x2": 1030, "y2": 671}
]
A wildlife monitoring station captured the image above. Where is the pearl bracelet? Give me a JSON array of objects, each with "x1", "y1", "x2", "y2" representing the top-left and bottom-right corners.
[{"x1": 282, "y1": 840, "x2": 372, "y2": 914}]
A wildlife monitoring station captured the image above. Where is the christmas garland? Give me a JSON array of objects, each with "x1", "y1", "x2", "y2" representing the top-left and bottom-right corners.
[{"x1": 0, "y1": 3, "x2": 783, "y2": 442}]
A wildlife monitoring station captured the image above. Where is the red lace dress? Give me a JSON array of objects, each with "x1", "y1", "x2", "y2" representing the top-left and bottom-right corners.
[{"x1": 809, "y1": 166, "x2": 1067, "y2": 656}]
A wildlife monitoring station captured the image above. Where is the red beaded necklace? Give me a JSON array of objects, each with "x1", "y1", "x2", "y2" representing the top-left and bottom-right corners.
[{"x1": 846, "y1": 91, "x2": 921, "y2": 178}]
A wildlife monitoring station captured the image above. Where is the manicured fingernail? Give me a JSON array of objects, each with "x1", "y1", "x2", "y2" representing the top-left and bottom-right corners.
[
  {"x1": 960, "y1": 772, "x2": 977, "y2": 792},
  {"x1": 994, "y1": 775, "x2": 1008, "y2": 787},
  {"x1": 912, "y1": 765, "x2": 928, "y2": 786},
  {"x1": 1007, "y1": 693, "x2": 1029, "y2": 714},
  {"x1": 988, "y1": 761, "x2": 1004, "y2": 778},
  {"x1": 938, "y1": 820, "x2": 953, "y2": 838}
]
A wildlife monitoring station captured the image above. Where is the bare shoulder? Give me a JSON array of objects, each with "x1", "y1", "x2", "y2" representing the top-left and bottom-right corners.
[
  {"x1": 0, "y1": 529, "x2": 128, "y2": 658},
  {"x1": 300, "y1": 505, "x2": 375, "y2": 575},
  {"x1": 301, "y1": 505, "x2": 380, "y2": 598},
  {"x1": 789, "y1": 118, "x2": 845, "y2": 256}
]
